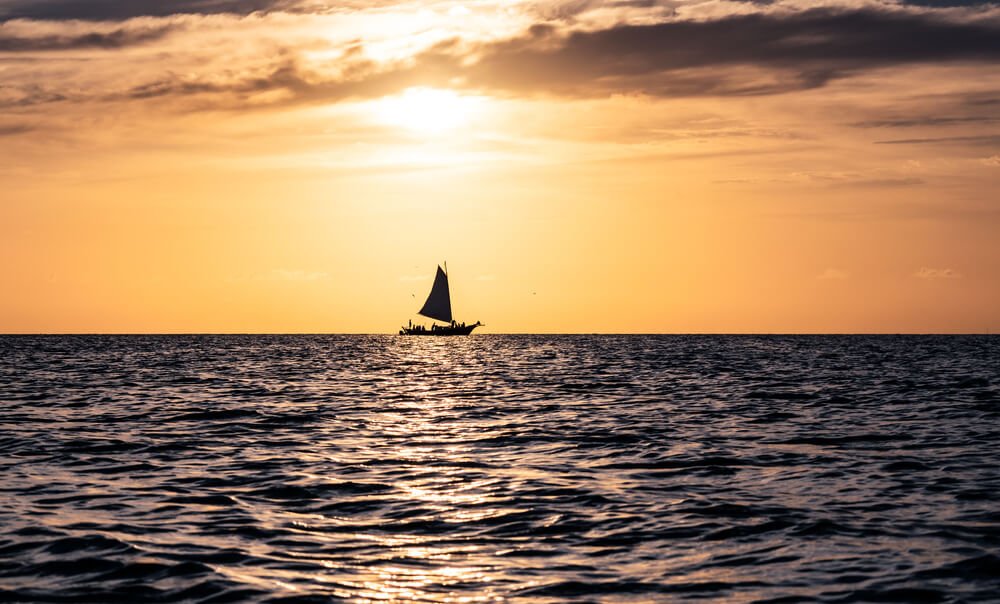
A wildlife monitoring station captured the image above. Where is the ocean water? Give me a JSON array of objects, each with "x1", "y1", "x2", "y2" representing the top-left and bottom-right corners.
[{"x1": 1, "y1": 335, "x2": 998, "y2": 603}]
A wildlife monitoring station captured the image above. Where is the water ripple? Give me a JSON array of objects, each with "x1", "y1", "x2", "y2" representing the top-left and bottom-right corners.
[{"x1": 1, "y1": 335, "x2": 998, "y2": 602}]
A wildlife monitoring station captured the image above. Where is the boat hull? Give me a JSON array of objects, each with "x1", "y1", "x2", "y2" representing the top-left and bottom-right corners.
[{"x1": 400, "y1": 323, "x2": 480, "y2": 336}]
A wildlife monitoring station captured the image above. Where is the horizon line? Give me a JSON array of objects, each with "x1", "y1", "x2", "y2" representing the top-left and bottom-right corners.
[{"x1": 0, "y1": 332, "x2": 995, "y2": 336}]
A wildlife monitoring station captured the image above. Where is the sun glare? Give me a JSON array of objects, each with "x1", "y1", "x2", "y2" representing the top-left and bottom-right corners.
[{"x1": 374, "y1": 87, "x2": 481, "y2": 134}]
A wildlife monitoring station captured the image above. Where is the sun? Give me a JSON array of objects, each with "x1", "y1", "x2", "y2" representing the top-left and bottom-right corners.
[{"x1": 373, "y1": 87, "x2": 481, "y2": 134}]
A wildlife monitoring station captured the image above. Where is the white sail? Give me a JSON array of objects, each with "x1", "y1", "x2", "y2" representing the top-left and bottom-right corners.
[{"x1": 418, "y1": 265, "x2": 452, "y2": 323}]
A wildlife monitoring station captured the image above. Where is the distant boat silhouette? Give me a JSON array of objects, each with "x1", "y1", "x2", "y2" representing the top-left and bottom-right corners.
[{"x1": 400, "y1": 264, "x2": 482, "y2": 336}]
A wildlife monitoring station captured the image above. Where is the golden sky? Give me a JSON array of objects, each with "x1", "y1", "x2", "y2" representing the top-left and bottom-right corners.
[{"x1": 1, "y1": 0, "x2": 998, "y2": 333}]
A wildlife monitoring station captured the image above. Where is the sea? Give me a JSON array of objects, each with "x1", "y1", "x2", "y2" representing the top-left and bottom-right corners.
[{"x1": 1, "y1": 335, "x2": 998, "y2": 603}]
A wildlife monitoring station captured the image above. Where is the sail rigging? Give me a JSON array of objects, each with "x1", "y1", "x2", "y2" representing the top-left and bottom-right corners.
[
  {"x1": 418, "y1": 265, "x2": 452, "y2": 323},
  {"x1": 401, "y1": 263, "x2": 481, "y2": 335}
]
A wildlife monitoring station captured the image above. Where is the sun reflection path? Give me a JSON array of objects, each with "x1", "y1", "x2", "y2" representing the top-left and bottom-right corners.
[
  {"x1": 212, "y1": 337, "x2": 661, "y2": 602},
  {"x1": 310, "y1": 338, "x2": 538, "y2": 602}
]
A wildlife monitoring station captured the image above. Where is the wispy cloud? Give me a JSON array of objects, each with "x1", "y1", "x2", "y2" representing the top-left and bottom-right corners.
[
  {"x1": 915, "y1": 267, "x2": 961, "y2": 280},
  {"x1": 876, "y1": 135, "x2": 1000, "y2": 146},
  {"x1": 830, "y1": 177, "x2": 925, "y2": 188},
  {"x1": 851, "y1": 116, "x2": 999, "y2": 128},
  {"x1": 0, "y1": 22, "x2": 176, "y2": 51},
  {"x1": 0, "y1": 122, "x2": 33, "y2": 136}
]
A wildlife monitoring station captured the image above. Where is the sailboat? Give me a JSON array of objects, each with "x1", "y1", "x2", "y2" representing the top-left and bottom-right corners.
[{"x1": 400, "y1": 264, "x2": 482, "y2": 336}]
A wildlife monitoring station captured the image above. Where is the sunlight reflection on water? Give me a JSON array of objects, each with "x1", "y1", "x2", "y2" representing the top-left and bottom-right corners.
[{"x1": 1, "y1": 335, "x2": 999, "y2": 601}]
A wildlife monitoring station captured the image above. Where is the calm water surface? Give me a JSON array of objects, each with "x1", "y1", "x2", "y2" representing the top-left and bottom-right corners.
[{"x1": 1, "y1": 335, "x2": 999, "y2": 602}]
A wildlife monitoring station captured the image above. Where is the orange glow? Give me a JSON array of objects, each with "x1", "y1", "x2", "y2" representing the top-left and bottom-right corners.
[{"x1": 1, "y1": 8, "x2": 997, "y2": 334}]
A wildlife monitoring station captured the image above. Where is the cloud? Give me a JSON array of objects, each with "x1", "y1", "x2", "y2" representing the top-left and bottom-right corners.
[
  {"x1": 817, "y1": 268, "x2": 850, "y2": 280},
  {"x1": 851, "y1": 116, "x2": 999, "y2": 128},
  {"x1": 915, "y1": 267, "x2": 961, "y2": 279},
  {"x1": 0, "y1": 22, "x2": 176, "y2": 51},
  {"x1": 2, "y1": 0, "x2": 995, "y2": 23},
  {"x1": 965, "y1": 95, "x2": 1000, "y2": 107},
  {"x1": 876, "y1": 135, "x2": 1000, "y2": 145},
  {"x1": 3, "y1": 6, "x2": 1000, "y2": 112},
  {"x1": 0, "y1": 122, "x2": 33, "y2": 136},
  {"x1": 450, "y1": 8, "x2": 1000, "y2": 98},
  {"x1": 194, "y1": 8, "x2": 1000, "y2": 101},
  {"x1": 787, "y1": 171, "x2": 926, "y2": 188},
  {"x1": 897, "y1": 0, "x2": 998, "y2": 7},
  {"x1": 829, "y1": 177, "x2": 925, "y2": 188},
  {"x1": 0, "y1": 0, "x2": 297, "y2": 20},
  {"x1": 0, "y1": 0, "x2": 1000, "y2": 125},
  {"x1": 979, "y1": 155, "x2": 1000, "y2": 166}
]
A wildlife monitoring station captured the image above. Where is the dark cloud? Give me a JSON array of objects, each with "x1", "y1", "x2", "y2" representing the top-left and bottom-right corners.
[
  {"x1": 60, "y1": 57, "x2": 423, "y2": 110},
  {"x1": 0, "y1": 0, "x2": 293, "y2": 20},
  {"x1": 4, "y1": 7, "x2": 1000, "y2": 110},
  {"x1": 898, "y1": 0, "x2": 997, "y2": 7},
  {"x1": 118, "y1": 61, "x2": 315, "y2": 101},
  {"x1": 964, "y1": 95, "x2": 1000, "y2": 107},
  {"x1": 875, "y1": 135, "x2": 1000, "y2": 145},
  {"x1": 0, "y1": 122, "x2": 33, "y2": 136},
  {"x1": 452, "y1": 9, "x2": 1000, "y2": 97},
  {"x1": 0, "y1": 23, "x2": 174, "y2": 50},
  {"x1": 852, "y1": 116, "x2": 999, "y2": 128}
]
